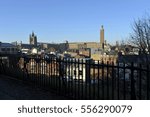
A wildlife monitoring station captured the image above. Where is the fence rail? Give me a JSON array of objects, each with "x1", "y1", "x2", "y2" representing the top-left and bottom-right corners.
[{"x1": 0, "y1": 54, "x2": 150, "y2": 100}]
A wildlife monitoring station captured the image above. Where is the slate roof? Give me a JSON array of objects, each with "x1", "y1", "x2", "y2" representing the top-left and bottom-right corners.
[
  {"x1": 0, "y1": 42, "x2": 16, "y2": 47},
  {"x1": 21, "y1": 44, "x2": 34, "y2": 49}
]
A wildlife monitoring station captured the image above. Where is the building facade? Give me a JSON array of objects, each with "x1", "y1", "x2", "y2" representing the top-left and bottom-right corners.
[
  {"x1": 68, "y1": 42, "x2": 99, "y2": 49},
  {"x1": 100, "y1": 25, "x2": 104, "y2": 49},
  {"x1": 29, "y1": 32, "x2": 37, "y2": 46},
  {"x1": 0, "y1": 42, "x2": 18, "y2": 54}
]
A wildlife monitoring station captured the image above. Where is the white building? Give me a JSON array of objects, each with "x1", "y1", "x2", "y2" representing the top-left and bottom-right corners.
[
  {"x1": 63, "y1": 58, "x2": 91, "y2": 82},
  {"x1": 31, "y1": 48, "x2": 38, "y2": 54},
  {"x1": 21, "y1": 48, "x2": 30, "y2": 54}
]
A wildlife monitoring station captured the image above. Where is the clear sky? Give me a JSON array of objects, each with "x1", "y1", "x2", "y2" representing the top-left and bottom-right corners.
[{"x1": 0, "y1": 0, "x2": 150, "y2": 44}]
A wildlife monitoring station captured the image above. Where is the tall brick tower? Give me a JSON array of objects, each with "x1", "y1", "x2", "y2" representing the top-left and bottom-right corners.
[{"x1": 100, "y1": 25, "x2": 104, "y2": 49}]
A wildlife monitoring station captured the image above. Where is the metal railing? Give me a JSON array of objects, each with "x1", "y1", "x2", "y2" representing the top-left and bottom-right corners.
[{"x1": 0, "y1": 54, "x2": 150, "y2": 100}]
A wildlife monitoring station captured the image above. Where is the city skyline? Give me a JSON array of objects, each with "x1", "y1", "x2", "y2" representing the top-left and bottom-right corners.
[{"x1": 0, "y1": 0, "x2": 150, "y2": 44}]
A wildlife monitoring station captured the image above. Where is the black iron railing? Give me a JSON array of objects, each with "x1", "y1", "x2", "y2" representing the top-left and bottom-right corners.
[{"x1": 0, "y1": 54, "x2": 150, "y2": 100}]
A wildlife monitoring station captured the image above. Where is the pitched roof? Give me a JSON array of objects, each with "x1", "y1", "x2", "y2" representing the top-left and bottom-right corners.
[{"x1": 0, "y1": 42, "x2": 16, "y2": 47}]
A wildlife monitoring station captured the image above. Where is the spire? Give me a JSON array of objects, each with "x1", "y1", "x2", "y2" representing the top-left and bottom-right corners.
[{"x1": 32, "y1": 31, "x2": 34, "y2": 36}]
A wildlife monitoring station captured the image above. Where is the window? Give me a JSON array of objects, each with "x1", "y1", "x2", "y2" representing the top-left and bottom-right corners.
[
  {"x1": 1, "y1": 48, "x2": 6, "y2": 51},
  {"x1": 11, "y1": 48, "x2": 14, "y2": 51},
  {"x1": 7, "y1": 48, "x2": 10, "y2": 51}
]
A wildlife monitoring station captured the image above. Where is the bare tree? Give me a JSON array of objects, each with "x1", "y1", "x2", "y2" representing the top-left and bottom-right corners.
[
  {"x1": 130, "y1": 16, "x2": 150, "y2": 62},
  {"x1": 128, "y1": 16, "x2": 150, "y2": 99}
]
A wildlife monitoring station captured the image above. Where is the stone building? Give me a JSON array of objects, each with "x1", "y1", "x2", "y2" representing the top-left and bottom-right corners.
[
  {"x1": 100, "y1": 25, "x2": 104, "y2": 49},
  {"x1": 68, "y1": 42, "x2": 99, "y2": 50},
  {"x1": 68, "y1": 25, "x2": 105, "y2": 50},
  {"x1": 29, "y1": 32, "x2": 37, "y2": 46},
  {"x1": 91, "y1": 54, "x2": 118, "y2": 64},
  {"x1": 0, "y1": 42, "x2": 18, "y2": 54}
]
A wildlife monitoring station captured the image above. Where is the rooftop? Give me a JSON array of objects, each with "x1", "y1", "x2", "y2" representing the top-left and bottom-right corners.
[{"x1": 0, "y1": 42, "x2": 16, "y2": 48}]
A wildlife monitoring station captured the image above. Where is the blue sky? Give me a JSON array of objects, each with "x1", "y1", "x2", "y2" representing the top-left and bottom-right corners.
[{"x1": 0, "y1": 0, "x2": 150, "y2": 44}]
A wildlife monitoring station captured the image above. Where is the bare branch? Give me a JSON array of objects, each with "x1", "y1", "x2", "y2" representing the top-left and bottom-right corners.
[{"x1": 129, "y1": 15, "x2": 150, "y2": 62}]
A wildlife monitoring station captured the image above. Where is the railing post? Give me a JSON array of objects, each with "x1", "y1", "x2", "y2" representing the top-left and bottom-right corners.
[
  {"x1": 112, "y1": 62, "x2": 114, "y2": 99},
  {"x1": 147, "y1": 64, "x2": 149, "y2": 99},
  {"x1": 93, "y1": 61, "x2": 96, "y2": 99},
  {"x1": 97, "y1": 60, "x2": 100, "y2": 99},
  {"x1": 139, "y1": 64, "x2": 142, "y2": 100},
  {"x1": 77, "y1": 59, "x2": 80, "y2": 99},
  {"x1": 0, "y1": 57, "x2": 2, "y2": 74},
  {"x1": 131, "y1": 62, "x2": 136, "y2": 100},
  {"x1": 23, "y1": 57, "x2": 27, "y2": 80},
  {"x1": 106, "y1": 61, "x2": 109, "y2": 100},
  {"x1": 58, "y1": 58, "x2": 62, "y2": 91},
  {"x1": 117, "y1": 62, "x2": 120, "y2": 100},
  {"x1": 123, "y1": 62, "x2": 126, "y2": 100},
  {"x1": 81, "y1": 59, "x2": 84, "y2": 99},
  {"x1": 102, "y1": 61, "x2": 104, "y2": 100},
  {"x1": 85, "y1": 59, "x2": 91, "y2": 99},
  {"x1": 85, "y1": 59, "x2": 91, "y2": 83}
]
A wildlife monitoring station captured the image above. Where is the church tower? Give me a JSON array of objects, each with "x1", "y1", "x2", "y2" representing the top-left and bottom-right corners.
[
  {"x1": 29, "y1": 31, "x2": 37, "y2": 46},
  {"x1": 100, "y1": 25, "x2": 104, "y2": 49}
]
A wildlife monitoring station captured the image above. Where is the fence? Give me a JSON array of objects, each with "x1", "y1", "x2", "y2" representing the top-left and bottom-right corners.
[{"x1": 0, "y1": 54, "x2": 150, "y2": 100}]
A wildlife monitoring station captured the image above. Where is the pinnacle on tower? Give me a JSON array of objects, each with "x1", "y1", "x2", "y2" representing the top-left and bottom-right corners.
[{"x1": 32, "y1": 31, "x2": 35, "y2": 36}]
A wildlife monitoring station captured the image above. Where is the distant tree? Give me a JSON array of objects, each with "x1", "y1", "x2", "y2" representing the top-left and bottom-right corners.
[
  {"x1": 128, "y1": 16, "x2": 150, "y2": 99},
  {"x1": 129, "y1": 16, "x2": 150, "y2": 62}
]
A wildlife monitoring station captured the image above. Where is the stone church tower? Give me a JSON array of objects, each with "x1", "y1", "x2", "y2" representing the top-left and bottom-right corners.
[
  {"x1": 29, "y1": 32, "x2": 37, "y2": 46},
  {"x1": 100, "y1": 25, "x2": 104, "y2": 49}
]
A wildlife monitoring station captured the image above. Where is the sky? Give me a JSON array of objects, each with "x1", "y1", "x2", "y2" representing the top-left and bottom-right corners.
[{"x1": 0, "y1": 0, "x2": 150, "y2": 44}]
